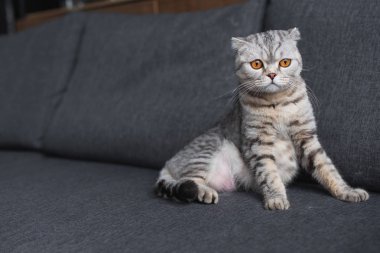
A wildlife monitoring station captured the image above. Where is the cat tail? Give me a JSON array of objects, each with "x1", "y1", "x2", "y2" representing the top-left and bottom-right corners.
[{"x1": 155, "y1": 168, "x2": 199, "y2": 202}]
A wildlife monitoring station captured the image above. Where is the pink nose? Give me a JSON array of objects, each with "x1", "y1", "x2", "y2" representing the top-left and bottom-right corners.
[{"x1": 267, "y1": 73, "x2": 277, "y2": 80}]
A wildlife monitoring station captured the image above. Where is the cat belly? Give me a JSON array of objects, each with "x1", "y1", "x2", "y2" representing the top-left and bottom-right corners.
[{"x1": 206, "y1": 140, "x2": 251, "y2": 192}]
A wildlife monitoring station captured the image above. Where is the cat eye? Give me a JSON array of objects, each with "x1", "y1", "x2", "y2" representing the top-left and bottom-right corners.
[
  {"x1": 250, "y1": 60, "x2": 263, "y2": 70},
  {"x1": 279, "y1": 59, "x2": 291, "y2": 68}
]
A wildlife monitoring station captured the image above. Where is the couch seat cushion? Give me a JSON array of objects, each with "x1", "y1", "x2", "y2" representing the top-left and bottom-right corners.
[{"x1": 0, "y1": 151, "x2": 379, "y2": 252}]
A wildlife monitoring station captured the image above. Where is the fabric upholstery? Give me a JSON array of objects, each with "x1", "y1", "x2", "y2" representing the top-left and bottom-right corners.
[
  {"x1": 1, "y1": 2, "x2": 379, "y2": 252},
  {"x1": 264, "y1": 0, "x2": 380, "y2": 191},
  {"x1": 42, "y1": 0, "x2": 267, "y2": 168},
  {"x1": 0, "y1": 15, "x2": 85, "y2": 149},
  {"x1": 0, "y1": 151, "x2": 379, "y2": 253}
]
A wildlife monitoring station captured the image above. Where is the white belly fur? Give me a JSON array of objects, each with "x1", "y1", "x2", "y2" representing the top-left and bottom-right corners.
[
  {"x1": 206, "y1": 140, "x2": 252, "y2": 192},
  {"x1": 206, "y1": 139, "x2": 298, "y2": 192}
]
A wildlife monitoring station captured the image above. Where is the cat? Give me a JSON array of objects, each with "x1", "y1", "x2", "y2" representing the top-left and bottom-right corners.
[{"x1": 155, "y1": 28, "x2": 369, "y2": 210}]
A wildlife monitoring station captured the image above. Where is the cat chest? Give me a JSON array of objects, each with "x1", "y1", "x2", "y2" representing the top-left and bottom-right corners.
[
  {"x1": 268, "y1": 104, "x2": 300, "y2": 125},
  {"x1": 245, "y1": 103, "x2": 300, "y2": 126},
  {"x1": 245, "y1": 117, "x2": 293, "y2": 139}
]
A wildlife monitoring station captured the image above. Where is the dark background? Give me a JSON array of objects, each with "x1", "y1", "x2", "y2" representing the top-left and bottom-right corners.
[
  {"x1": 0, "y1": 0, "x2": 245, "y2": 35},
  {"x1": 0, "y1": 0, "x2": 61, "y2": 34},
  {"x1": 0, "y1": 0, "x2": 102, "y2": 34}
]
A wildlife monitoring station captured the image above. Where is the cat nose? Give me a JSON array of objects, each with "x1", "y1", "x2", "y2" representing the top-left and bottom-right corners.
[{"x1": 267, "y1": 73, "x2": 277, "y2": 80}]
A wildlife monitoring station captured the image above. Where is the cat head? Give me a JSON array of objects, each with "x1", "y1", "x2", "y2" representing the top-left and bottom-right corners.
[{"x1": 232, "y1": 28, "x2": 302, "y2": 94}]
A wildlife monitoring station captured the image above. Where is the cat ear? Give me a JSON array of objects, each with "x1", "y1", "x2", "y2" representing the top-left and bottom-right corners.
[
  {"x1": 287, "y1": 27, "x2": 301, "y2": 41},
  {"x1": 231, "y1": 37, "x2": 249, "y2": 51}
]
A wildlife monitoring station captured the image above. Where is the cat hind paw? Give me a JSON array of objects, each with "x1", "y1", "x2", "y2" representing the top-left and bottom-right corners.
[{"x1": 197, "y1": 185, "x2": 219, "y2": 204}]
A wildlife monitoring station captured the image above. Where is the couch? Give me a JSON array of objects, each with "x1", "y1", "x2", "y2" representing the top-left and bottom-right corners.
[{"x1": 0, "y1": 0, "x2": 379, "y2": 252}]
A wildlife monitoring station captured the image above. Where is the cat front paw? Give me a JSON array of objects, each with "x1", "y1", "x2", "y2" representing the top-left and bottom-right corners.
[
  {"x1": 264, "y1": 196, "x2": 290, "y2": 210},
  {"x1": 336, "y1": 188, "x2": 369, "y2": 202}
]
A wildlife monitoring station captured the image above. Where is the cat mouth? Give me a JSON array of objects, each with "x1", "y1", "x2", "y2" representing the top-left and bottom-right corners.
[
  {"x1": 263, "y1": 82, "x2": 285, "y2": 93},
  {"x1": 268, "y1": 82, "x2": 280, "y2": 88}
]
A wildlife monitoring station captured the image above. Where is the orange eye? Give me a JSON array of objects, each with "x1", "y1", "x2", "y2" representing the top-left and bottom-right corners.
[
  {"x1": 279, "y1": 58, "x2": 291, "y2": 67},
  {"x1": 250, "y1": 60, "x2": 263, "y2": 70}
]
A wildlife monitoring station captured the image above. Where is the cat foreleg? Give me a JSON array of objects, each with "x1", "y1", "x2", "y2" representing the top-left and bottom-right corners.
[{"x1": 294, "y1": 131, "x2": 369, "y2": 202}]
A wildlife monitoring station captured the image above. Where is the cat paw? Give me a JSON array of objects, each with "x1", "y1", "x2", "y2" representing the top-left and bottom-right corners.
[
  {"x1": 336, "y1": 188, "x2": 369, "y2": 202},
  {"x1": 264, "y1": 196, "x2": 290, "y2": 210},
  {"x1": 197, "y1": 185, "x2": 219, "y2": 204}
]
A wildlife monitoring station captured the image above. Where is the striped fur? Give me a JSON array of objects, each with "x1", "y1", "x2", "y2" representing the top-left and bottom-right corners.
[{"x1": 155, "y1": 28, "x2": 369, "y2": 209}]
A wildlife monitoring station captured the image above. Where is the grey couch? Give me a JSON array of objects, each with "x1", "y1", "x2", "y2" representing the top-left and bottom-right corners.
[{"x1": 0, "y1": 0, "x2": 379, "y2": 252}]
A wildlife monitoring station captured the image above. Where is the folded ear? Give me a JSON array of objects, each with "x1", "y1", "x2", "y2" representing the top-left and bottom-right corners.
[
  {"x1": 287, "y1": 27, "x2": 301, "y2": 41},
  {"x1": 231, "y1": 37, "x2": 249, "y2": 51}
]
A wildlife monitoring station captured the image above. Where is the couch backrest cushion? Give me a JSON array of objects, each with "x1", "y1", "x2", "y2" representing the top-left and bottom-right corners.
[
  {"x1": 265, "y1": 0, "x2": 380, "y2": 191},
  {"x1": 0, "y1": 16, "x2": 84, "y2": 149},
  {"x1": 42, "y1": 0, "x2": 267, "y2": 168}
]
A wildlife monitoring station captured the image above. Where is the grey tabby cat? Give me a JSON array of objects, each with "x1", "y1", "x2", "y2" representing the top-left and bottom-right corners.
[{"x1": 155, "y1": 28, "x2": 369, "y2": 210}]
